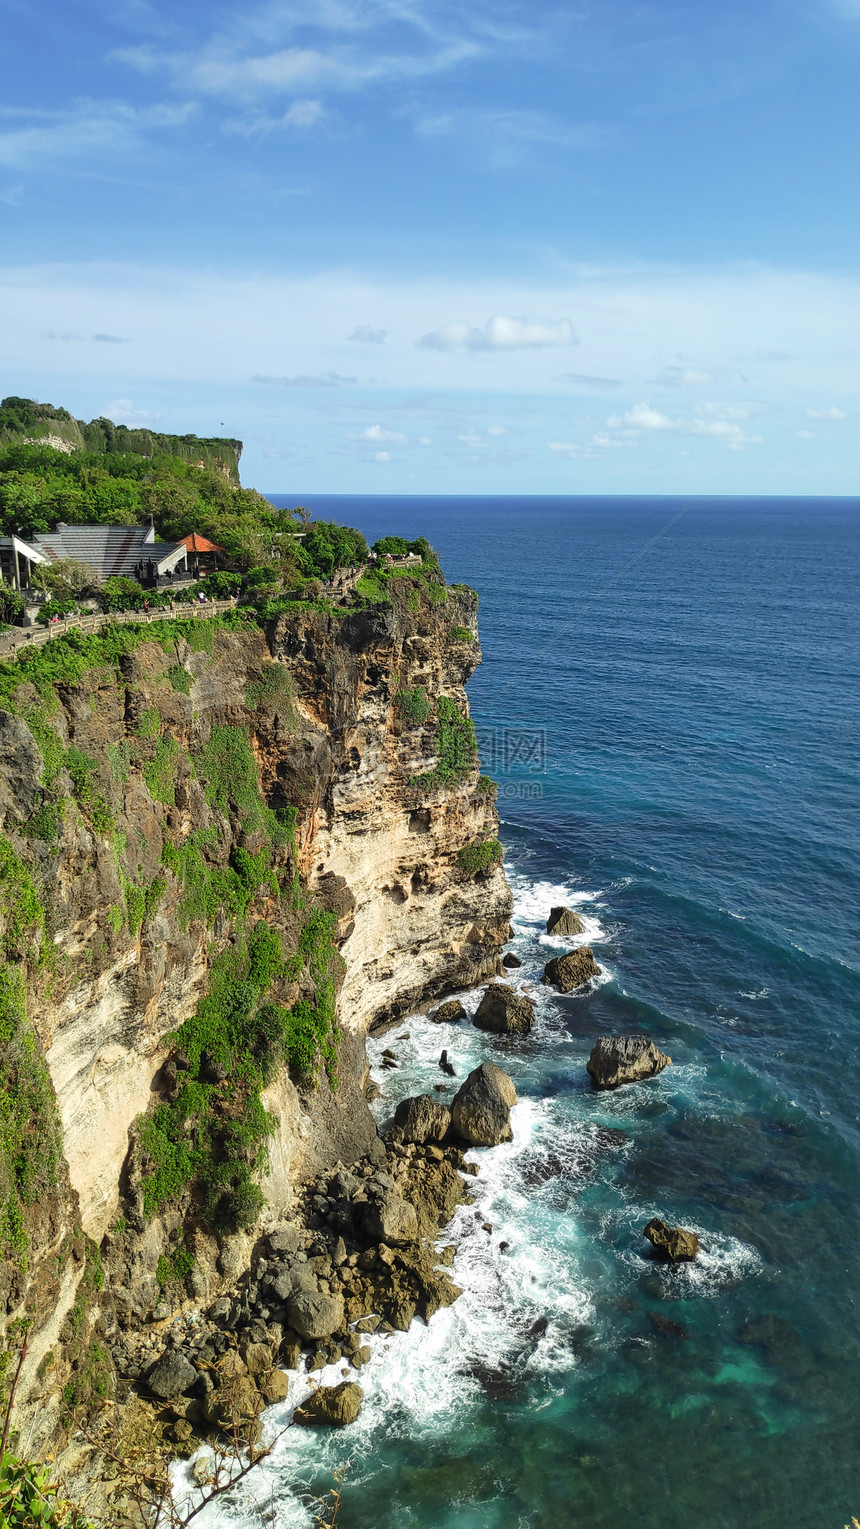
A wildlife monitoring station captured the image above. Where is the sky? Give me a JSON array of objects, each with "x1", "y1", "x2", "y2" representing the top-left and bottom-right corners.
[{"x1": 1, "y1": 0, "x2": 859, "y2": 495}]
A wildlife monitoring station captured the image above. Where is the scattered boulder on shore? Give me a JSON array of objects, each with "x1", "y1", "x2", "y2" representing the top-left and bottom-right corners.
[
  {"x1": 543, "y1": 948, "x2": 599, "y2": 992},
  {"x1": 362, "y1": 1191, "x2": 419, "y2": 1245},
  {"x1": 502, "y1": 953, "x2": 523, "y2": 969},
  {"x1": 146, "y1": 1350, "x2": 197, "y2": 1400},
  {"x1": 287, "y1": 1289, "x2": 345, "y2": 1340},
  {"x1": 393, "y1": 1093, "x2": 452, "y2": 1144},
  {"x1": 546, "y1": 905, "x2": 586, "y2": 937},
  {"x1": 451, "y1": 1062, "x2": 517, "y2": 1146},
  {"x1": 432, "y1": 999, "x2": 467, "y2": 1023},
  {"x1": 473, "y1": 983, "x2": 536, "y2": 1035},
  {"x1": 586, "y1": 1034, "x2": 671, "y2": 1089},
  {"x1": 293, "y1": 1381, "x2": 364, "y2": 1427},
  {"x1": 644, "y1": 1218, "x2": 699, "y2": 1262}
]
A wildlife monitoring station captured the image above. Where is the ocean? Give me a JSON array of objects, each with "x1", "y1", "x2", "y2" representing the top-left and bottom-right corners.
[{"x1": 198, "y1": 496, "x2": 860, "y2": 1528}]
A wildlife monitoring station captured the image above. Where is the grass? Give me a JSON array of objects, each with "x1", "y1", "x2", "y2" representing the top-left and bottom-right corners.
[
  {"x1": 143, "y1": 734, "x2": 180, "y2": 806},
  {"x1": 246, "y1": 661, "x2": 296, "y2": 722}
]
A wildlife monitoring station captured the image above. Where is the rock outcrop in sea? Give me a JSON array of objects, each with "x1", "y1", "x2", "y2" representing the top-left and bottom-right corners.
[
  {"x1": 473, "y1": 982, "x2": 536, "y2": 1034},
  {"x1": 543, "y1": 948, "x2": 599, "y2": 991},
  {"x1": 586, "y1": 1034, "x2": 672, "y2": 1088}
]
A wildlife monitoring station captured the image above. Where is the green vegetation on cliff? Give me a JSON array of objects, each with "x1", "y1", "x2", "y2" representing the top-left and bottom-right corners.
[
  {"x1": 457, "y1": 838, "x2": 504, "y2": 878},
  {"x1": 140, "y1": 909, "x2": 342, "y2": 1233},
  {"x1": 0, "y1": 844, "x2": 60, "y2": 1263},
  {"x1": 411, "y1": 696, "x2": 478, "y2": 791}
]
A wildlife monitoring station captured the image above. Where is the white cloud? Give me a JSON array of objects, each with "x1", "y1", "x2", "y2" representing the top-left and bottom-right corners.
[
  {"x1": 104, "y1": 398, "x2": 164, "y2": 425},
  {"x1": 605, "y1": 400, "x2": 762, "y2": 449},
  {"x1": 648, "y1": 363, "x2": 747, "y2": 386},
  {"x1": 120, "y1": 33, "x2": 480, "y2": 105},
  {"x1": 252, "y1": 371, "x2": 356, "y2": 386},
  {"x1": 419, "y1": 314, "x2": 577, "y2": 351},
  {"x1": 354, "y1": 424, "x2": 406, "y2": 441},
  {"x1": 805, "y1": 405, "x2": 847, "y2": 419},
  {"x1": 0, "y1": 100, "x2": 193, "y2": 170},
  {"x1": 797, "y1": 429, "x2": 814, "y2": 438},
  {"x1": 349, "y1": 325, "x2": 387, "y2": 344},
  {"x1": 375, "y1": 450, "x2": 391, "y2": 461},
  {"x1": 607, "y1": 402, "x2": 676, "y2": 431},
  {"x1": 283, "y1": 98, "x2": 326, "y2": 127},
  {"x1": 487, "y1": 425, "x2": 506, "y2": 435},
  {"x1": 419, "y1": 436, "x2": 432, "y2": 445},
  {"x1": 411, "y1": 106, "x2": 600, "y2": 168},
  {"x1": 560, "y1": 372, "x2": 622, "y2": 389}
]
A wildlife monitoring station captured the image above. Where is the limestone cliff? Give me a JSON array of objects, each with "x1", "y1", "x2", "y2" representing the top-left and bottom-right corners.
[{"x1": 0, "y1": 577, "x2": 510, "y2": 1451}]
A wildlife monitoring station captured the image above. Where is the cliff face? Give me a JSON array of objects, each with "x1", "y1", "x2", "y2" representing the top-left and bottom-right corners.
[{"x1": 0, "y1": 579, "x2": 510, "y2": 1449}]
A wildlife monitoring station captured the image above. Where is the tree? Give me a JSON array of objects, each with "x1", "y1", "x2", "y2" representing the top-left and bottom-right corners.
[{"x1": 36, "y1": 558, "x2": 101, "y2": 597}]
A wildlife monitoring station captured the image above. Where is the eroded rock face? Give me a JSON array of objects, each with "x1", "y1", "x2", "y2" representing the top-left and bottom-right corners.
[
  {"x1": 473, "y1": 984, "x2": 535, "y2": 1035},
  {"x1": 543, "y1": 948, "x2": 599, "y2": 992},
  {"x1": 4, "y1": 587, "x2": 513, "y2": 1457},
  {"x1": 294, "y1": 1381, "x2": 363, "y2": 1427},
  {"x1": 586, "y1": 1034, "x2": 671, "y2": 1089},
  {"x1": 0, "y1": 710, "x2": 44, "y2": 827},
  {"x1": 644, "y1": 1218, "x2": 699, "y2": 1262},
  {"x1": 451, "y1": 1062, "x2": 517, "y2": 1146},
  {"x1": 393, "y1": 1094, "x2": 451, "y2": 1144},
  {"x1": 546, "y1": 905, "x2": 585, "y2": 937}
]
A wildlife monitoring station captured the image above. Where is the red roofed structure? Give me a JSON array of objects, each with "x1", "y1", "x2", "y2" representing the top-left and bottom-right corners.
[
  {"x1": 178, "y1": 533, "x2": 223, "y2": 555},
  {"x1": 177, "y1": 532, "x2": 228, "y2": 575}
]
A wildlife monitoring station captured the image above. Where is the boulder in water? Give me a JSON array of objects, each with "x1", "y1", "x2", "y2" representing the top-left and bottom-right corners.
[
  {"x1": 502, "y1": 953, "x2": 523, "y2": 969},
  {"x1": 432, "y1": 999, "x2": 467, "y2": 1023},
  {"x1": 543, "y1": 948, "x2": 599, "y2": 992},
  {"x1": 392, "y1": 1093, "x2": 451, "y2": 1144},
  {"x1": 546, "y1": 905, "x2": 585, "y2": 937},
  {"x1": 293, "y1": 1381, "x2": 363, "y2": 1427},
  {"x1": 473, "y1": 984, "x2": 535, "y2": 1035},
  {"x1": 644, "y1": 1218, "x2": 699, "y2": 1262},
  {"x1": 586, "y1": 1034, "x2": 671, "y2": 1089},
  {"x1": 451, "y1": 1062, "x2": 517, "y2": 1146}
]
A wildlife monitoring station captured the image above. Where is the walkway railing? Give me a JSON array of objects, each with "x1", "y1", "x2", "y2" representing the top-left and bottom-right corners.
[{"x1": 0, "y1": 598, "x2": 240, "y2": 662}]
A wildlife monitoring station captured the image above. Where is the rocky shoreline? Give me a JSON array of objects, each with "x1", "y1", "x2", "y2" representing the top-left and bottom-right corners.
[
  {"x1": 81, "y1": 1055, "x2": 520, "y2": 1519},
  {"x1": 69, "y1": 905, "x2": 687, "y2": 1523}
]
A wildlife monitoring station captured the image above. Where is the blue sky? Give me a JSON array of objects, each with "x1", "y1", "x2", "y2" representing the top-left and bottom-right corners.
[{"x1": 1, "y1": 0, "x2": 859, "y2": 493}]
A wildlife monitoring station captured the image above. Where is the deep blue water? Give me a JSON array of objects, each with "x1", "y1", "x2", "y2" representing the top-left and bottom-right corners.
[{"x1": 215, "y1": 497, "x2": 860, "y2": 1529}]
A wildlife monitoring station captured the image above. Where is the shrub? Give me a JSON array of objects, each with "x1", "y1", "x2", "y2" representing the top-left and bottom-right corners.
[
  {"x1": 395, "y1": 687, "x2": 432, "y2": 727},
  {"x1": 450, "y1": 626, "x2": 473, "y2": 643},
  {"x1": 36, "y1": 597, "x2": 78, "y2": 626},
  {"x1": 99, "y1": 575, "x2": 146, "y2": 613},
  {"x1": 457, "y1": 838, "x2": 503, "y2": 878},
  {"x1": 0, "y1": 585, "x2": 25, "y2": 625}
]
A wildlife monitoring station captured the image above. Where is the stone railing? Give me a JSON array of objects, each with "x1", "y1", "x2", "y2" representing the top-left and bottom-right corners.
[{"x1": 0, "y1": 598, "x2": 240, "y2": 662}]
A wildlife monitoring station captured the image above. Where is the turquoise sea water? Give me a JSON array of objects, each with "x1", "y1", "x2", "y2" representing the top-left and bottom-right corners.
[{"x1": 203, "y1": 497, "x2": 860, "y2": 1529}]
